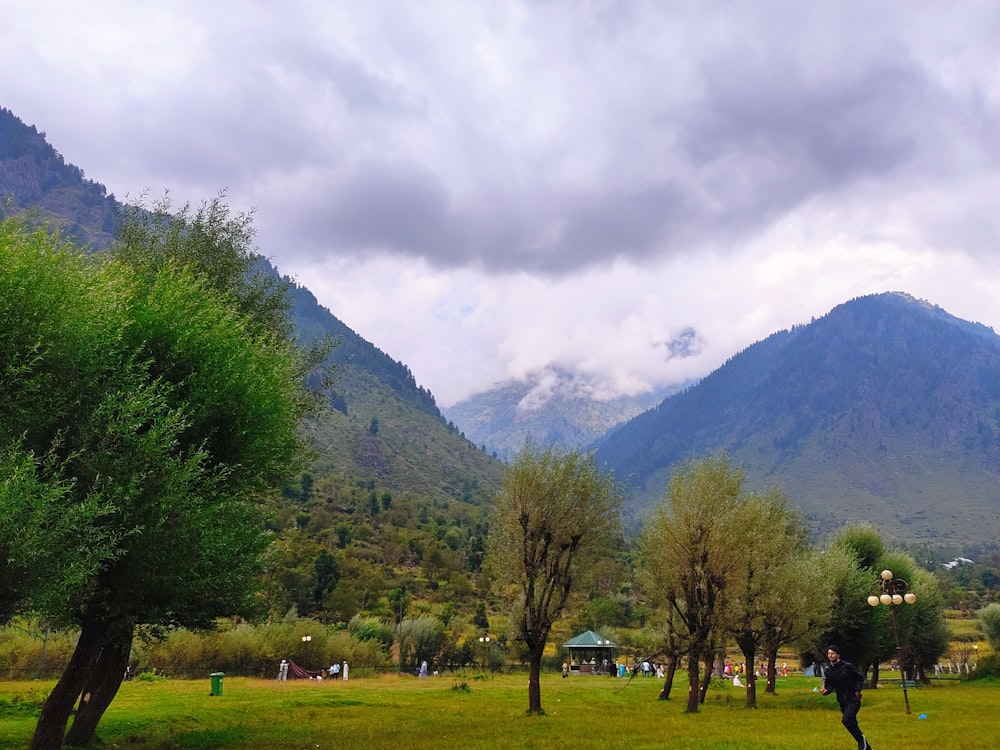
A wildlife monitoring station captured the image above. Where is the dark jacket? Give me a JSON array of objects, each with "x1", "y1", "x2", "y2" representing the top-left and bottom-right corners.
[{"x1": 823, "y1": 658, "x2": 864, "y2": 707}]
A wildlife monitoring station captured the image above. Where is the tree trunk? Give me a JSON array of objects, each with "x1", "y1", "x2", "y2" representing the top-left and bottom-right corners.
[
  {"x1": 764, "y1": 649, "x2": 778, "y2": 694},
  {"x1": 745, "y1": 655, "x2": 757, "y2": 709},
  {"x1": 698, "y1": 652, "x2": 712, "y2": 704},
  {"x1": 684, "y1": 651, "x2": 700, "y2": 714},
  {"x1": 870, "y1": 662, "x2": 880, "y2": 690},
  {"x1": 527, "y1": 650, "x2": 543, "y2": 714},
  {"x1": 658, "y1": 655, "x2": 677, "y2": 700},
  {"x1": 31, "y1": 620, "x2": 107, "y2": 750},
  {"x1": 64, "y1": 623, "x2": 134, "y2": 747}
]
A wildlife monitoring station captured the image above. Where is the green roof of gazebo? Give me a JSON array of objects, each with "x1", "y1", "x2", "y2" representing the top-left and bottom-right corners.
[{"x1": 563, "y1": 630, "x2": 617, "y2": 648}]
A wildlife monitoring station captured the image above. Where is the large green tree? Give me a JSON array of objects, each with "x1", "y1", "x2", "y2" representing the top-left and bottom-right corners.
[
  {"x1": 0, "y1": 222, "x2": 125, "y2": 622},
  {"x1": 0, "y1": 205, "x2": 317, "y2": 749},
  {"x1": 758, "y1": 549, "x2": 830, "y2": 694},
  {"x1": 873, "y1": 551, "x2": 948, "y2": 684},
  {"x1": 485, "y1": 443, "x2": 622, "y2": 714},
  {"x1": 724, "y1": 489, "x2": 825, "y2": 708},
  {"x1": 638, "y1": 454, "x2": 746, "y2": 713},
  {"x1": 815, "y1": 523, "x2": 890, "y2": 684},
  {"x1": 979, "y1": 603, "x2": 1000, "y2": 652}
]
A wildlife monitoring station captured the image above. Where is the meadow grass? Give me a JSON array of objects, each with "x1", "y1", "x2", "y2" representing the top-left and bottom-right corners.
[{"x1": 1, "y1": 671, "x2": 997, "y2": 749}]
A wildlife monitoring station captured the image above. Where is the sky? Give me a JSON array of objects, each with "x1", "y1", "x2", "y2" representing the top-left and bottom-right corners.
[{"x1": 5, "y1": 1, "x2": 1000, "y2": 407}]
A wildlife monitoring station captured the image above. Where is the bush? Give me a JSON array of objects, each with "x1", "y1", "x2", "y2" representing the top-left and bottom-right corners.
[
  {"x1": 965, "y1": 653, "x2": 1000, "y2": 681},
  {"x1": 0, "y1": 623, "x2": 79, "y2": 679},
  {"x1": 978, "y1": 603, "x2": 1000, "y2": 652}
]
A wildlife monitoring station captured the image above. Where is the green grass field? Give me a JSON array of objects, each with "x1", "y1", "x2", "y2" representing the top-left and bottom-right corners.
[{"x1": 1, "y1": 672, "x2": 997, "y2": 749}]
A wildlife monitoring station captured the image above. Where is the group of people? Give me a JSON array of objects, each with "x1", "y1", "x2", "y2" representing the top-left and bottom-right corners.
[
  {"x1": 275, "y1": 658, "x2": 349, "y2": 681},
  {"x1": 636, "y1": 660, "x2": 664, "y2": 678},
  {"x1": 723, "y1": 660, "x2": 790, "y2": 681},
  {"x1": 560, "y1": 659, "x2": 663, "y2": 678}
]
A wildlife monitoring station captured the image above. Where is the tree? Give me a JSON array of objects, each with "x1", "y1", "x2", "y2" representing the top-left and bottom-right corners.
[
  {"x1": 485, "y1": 443, "x2": 622, "y2": 714},
  {"x1": 0, "y1": 446, "x2": 100, "y2": 624},
  {"x1": 396, "y1": 615, "x2": 446, "y2": 673},
  {"x1": 112, "y1": 193, "x2": 296, "y2": 341},
  {"x1": 0, "y1": 206, "x2": 317, "y2": 749},
  {"x1": 638, "y1": 455, "x2": 746, "y2": 713},
  {"x1": 875, "y1": 551, "x2": 948, "y2": 684},
  {"x1": 724, "y1": 490, "x2": 821, "y2": 708},
  {"x1": 905, "y1": 566, "x2": 949, "y2": 682},
  {"x1": 815, "y1": 524, "x2": 889, "y2": 685},
  {"x1": 980, "y1": 603, "x2": 1000, "y2": 652},
  {"x1": 759, "y1": 550, "x2": 830, "y2": 694},
  {"x1": 0, "y1": 222, "x2": 125, "y2": 622}
]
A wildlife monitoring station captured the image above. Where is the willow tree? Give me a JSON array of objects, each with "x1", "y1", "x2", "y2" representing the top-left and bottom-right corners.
[
  {"x1": 759, "y1": 549, "x2": 830, "y2": 694},
  {"x1": 639, "y1": 454, "x2": 746, "y2": 714},
  {"x1": 0, "y1": 222, "x2": 117, "y2": 623},
  {"x1": 0, "y1": 204, "x2": 320, "y2": 750},
  {"x1": 723, "y1": 490, "x2": 828, "y2": 707},
  {"x1": 486, "y1": 444, "x2": 622, "y2": 714},
  {"x1": 818, "y1": 523, "x2": 891, "y2": 685}
]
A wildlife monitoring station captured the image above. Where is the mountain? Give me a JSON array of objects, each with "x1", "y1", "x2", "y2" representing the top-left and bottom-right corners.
[
  {"x1": 443, "y1": 366, "x2": 681, "y2": 459},
  {"x1": 595, "y1": 292, "x2": 1000, "y2": 547},
  {"x1": 288, "y1": 281, "x2": 503, "y2": 500},
  {"x1": 0, "y1": 105, "x2": 503, "y2": 507},
  {"x1": 0, "y1": 107, "x2": 119, "y2": 250}
]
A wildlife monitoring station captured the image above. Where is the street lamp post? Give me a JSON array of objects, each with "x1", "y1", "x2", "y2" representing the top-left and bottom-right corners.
[
  {"x1": 301, "y1": 634, "x2": 312, "y2": 669},
  {"x1": 867, "y1": 569, "x2": 917, "y2": 714},
  {"x1": 478, "y1": 635, "x2": 491, "y2": 671}
]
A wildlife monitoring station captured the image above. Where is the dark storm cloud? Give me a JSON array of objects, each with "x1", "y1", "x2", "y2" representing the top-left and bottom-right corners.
[
  {"x1": 322, "y1": 163, "x2": 453, "y2": 256},
  {"x1": 271, "y1": 3, "x2": 993, "y2": 277},
  {"x1": 667, "y1": 49, "x2": 937, "y2": 241}
]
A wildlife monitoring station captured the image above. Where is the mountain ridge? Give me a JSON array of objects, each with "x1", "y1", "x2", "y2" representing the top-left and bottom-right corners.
[
  {"x1": 7, "y1": 103, "x2": 999, "y2": 551},
  {"x1": 0, "y1": 105, "x2": 503, "y2": 506},
  {"x1": 594, "y1": 291, "x2": 1000, "y2": 546},
  {"x1": 442, "y1": 366, "x2": 682, "y2": 459}
]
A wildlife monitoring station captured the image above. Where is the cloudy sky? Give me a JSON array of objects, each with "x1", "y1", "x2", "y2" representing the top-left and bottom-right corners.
[{"x1": 5, "y1": 1, "x2": 1000, "y2": 407}]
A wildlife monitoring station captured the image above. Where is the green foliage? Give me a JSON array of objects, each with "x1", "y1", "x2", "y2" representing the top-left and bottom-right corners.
[
  {"x1": 597, "y1": 293, "x2": 1000, "y2": 548},
  {"x1": 829, "y1": 523, "x2": 885, "y2": 570},
  {"x1": 0, "y1": 693, "x2": 46, "y2": 718},
  {"x1": 0, "y1": 623, "x2": 80, "y2": 680},
  {"x1": 396, "y1": 616, "x2": 446, "y2": 673},
  {"x1": 966, "y1": 653, "x2": 1000, "y2": 680},
  {"x1": 112, "y1": 193, "x2": 299, "y2": 345},
  {"x1": 486, "y1": 443, "x2": 622, "y2": 712},
  {"x1": 817, "y1": 529, "x2": 890, "y2": 670},
  {"x1": 979, "y1": 603, "x2": 1000, "y2": 652},
  {"x1": 638, "y1": 454, "x2": 749, "y2": 711},
  {"x1": 130, "y1": 620, "x2": 393, "y2": 677},
  {"x1": 0, "y1": 201, "x2": 324, "y2": 746},
  {"x1": 347, "y1": 616, "x2": 394, "y2": 652},
  {"x1": 906, "y1": 567, "x2": 950, "y2": 677}
]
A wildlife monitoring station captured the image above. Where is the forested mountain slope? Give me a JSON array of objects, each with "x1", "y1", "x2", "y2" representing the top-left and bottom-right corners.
[
  {"x1": 596, "y1": 293, "x2": 1000, "y2": 547},
  {"x1": 1, "y1": 105, "x2": 503, "y2": 623}
]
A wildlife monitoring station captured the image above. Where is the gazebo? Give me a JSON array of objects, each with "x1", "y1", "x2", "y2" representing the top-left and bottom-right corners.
[{"x1": 563, "y1": 630, "x2": 617, "y2": 674}]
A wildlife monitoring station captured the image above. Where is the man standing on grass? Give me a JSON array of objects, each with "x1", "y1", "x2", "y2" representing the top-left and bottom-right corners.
[{"x1": 820, "y1": 645, "x2": 872, "y2": 750}]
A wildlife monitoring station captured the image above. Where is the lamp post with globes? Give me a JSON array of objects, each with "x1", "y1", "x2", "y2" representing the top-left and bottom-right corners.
[
  {"x1": 301, "y1": 634, "x2": 312, "y2": 669},
  {"x1": 478, "y1": 635, "x2": 491, "y2": 671},
  {"x1": 867, "y1": 569, "x2": 917, "y2": 714}
]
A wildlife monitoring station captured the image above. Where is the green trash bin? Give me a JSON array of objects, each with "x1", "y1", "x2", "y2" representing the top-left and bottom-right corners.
[{"x1": 210, "y1": 672, "x2": 225, "y2": 696}]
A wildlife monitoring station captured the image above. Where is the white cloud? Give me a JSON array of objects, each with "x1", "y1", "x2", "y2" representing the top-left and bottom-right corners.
[{"x1": 4, "y1": 0, "x2": 1000, "y2": 406}]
